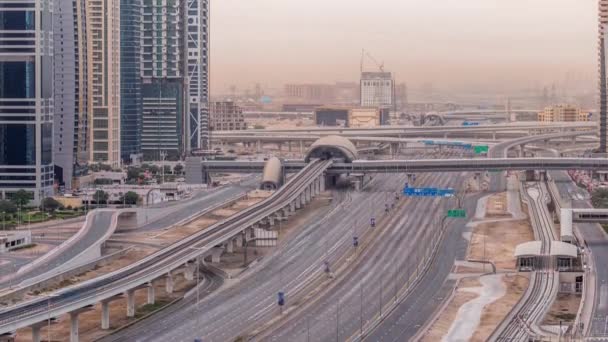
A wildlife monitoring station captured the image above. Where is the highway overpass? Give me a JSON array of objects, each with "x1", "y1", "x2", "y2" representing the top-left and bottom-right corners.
[{"x1": 196, "y1": 158, "x2": 608, "y2": 175}]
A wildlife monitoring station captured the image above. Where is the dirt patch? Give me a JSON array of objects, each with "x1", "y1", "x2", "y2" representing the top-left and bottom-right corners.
[
  {"x1": 486, "y1": 193, "x2": 510, "y2": 218},
  {"x1": 470, "y1": 273, "x2": 529, "y2": 341},
  {"x1": 468, "y1": 219, "x2": 534, "y2": 270},
  {"x1": 458, "y1": 277, "x2": 482, "y2": 288},
  {"x1": 542, "y1": 293, "x2": 581, "y2": 325},
  {"x1": 422, "y1": 291, "x2": 479, "y2": 341}
]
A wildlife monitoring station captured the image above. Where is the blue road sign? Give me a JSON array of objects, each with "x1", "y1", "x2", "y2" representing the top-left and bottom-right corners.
[
  {"x1": 403, "y1": 187, "x2": 455, "y2": 197},
  {"x1": 278, "y1": 291, "x2": 285, "y2": 306}
]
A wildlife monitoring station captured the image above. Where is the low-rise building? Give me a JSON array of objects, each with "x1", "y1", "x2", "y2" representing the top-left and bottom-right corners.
[
  {"x1": 0, "y1": 231, "x2": 32, "y2": 253},
  {"x1": 210, "y1": 101, "x2": 246, "y2": 131},
  {"x1": 538, "y1": 104, "x2": 590, "y2": 122}
]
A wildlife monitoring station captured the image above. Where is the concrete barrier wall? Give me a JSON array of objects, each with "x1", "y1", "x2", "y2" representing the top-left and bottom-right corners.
[{"x1": 0, "y1": 248, "x2": 132, "y2": 303}]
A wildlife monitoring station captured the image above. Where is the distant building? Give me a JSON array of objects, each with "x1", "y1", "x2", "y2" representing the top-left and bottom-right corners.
[
  {"x1": 282, "y1": 104, "x2": 323, "y2": 112},
  {"x1": 314, "y1": 107, "x2": 350, "y2": 127},
  {"x1": 360, "y1": 72, "x2": 394, "y2": 108},
  {"x1": 314, "y1": 106, "x2": 385, "y2": 127},
  {"x1": 538, "y1": 105, "x2": 589, "y2": 122},
  {"x1": 349, "y1": 108, "x2": 381, "y2": 128},
  {"x1": 210, "y1": 102, "x2": 246, "y2": 131},
  {"x1": 284, "y1": 84, "x2": 335, "y2": 103}
]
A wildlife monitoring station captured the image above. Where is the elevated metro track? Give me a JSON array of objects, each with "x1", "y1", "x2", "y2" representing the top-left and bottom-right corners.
[{"x1": 0, "y1": 160, "x2": 332, "y2": 338}]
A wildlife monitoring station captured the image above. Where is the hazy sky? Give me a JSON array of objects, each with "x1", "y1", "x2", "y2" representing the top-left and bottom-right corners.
[{"x1": 210, "y1": 0, "x2": 597, "y2": 94}]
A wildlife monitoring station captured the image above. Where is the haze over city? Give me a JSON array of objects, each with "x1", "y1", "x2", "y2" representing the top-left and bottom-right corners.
[
  {"x1": 212, "y1": 0, "x2": 596, "y2": 95},
  {"x1": 4, "y1": 0, "x2": 608, "y2": 341}
]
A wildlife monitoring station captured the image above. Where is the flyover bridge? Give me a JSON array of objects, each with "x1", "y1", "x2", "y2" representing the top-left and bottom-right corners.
[
  {"x1": 197, "y1": 157, "x2": 608, "y2": 175},
  {"x1": 0, "y1": 159, "x2": 332, "y2": 341}
]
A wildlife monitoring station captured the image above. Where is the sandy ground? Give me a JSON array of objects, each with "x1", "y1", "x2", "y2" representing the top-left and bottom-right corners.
[
  {"x1": 485, "y1": 193, "x2": 510, "y2": 218},
  {"x1": 470, "y1": 274, "x2": 529, "y2": 341},
  {"x1": 468, "y1": 193, "x2": 534, "y2": 270},
  {"x1": 424, "y1": 189, "x2": 533, "y2": 341},
  {"x1": 542, "y1": 293, "x2": 581, "y2": 325},
  {"x1": 422, "y1": 290, "x2": 480, "y2": 341}
]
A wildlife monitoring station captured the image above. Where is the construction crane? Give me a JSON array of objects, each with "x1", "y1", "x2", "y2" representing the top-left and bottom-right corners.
[{"x1": 360, "y1": 48, "x2": 385, "y2": 73}]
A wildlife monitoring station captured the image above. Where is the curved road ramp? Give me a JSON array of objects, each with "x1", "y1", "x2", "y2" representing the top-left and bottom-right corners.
[{"x1": 0, "y1": 209, "x2": 140, "y2": 294}]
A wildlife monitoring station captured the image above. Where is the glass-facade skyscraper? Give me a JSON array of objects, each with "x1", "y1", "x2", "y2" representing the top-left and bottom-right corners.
[
  {"x1": 121, "y1": 0, "x2": 142, "y2": 162},
  {"x1": 54, "y1": 0, "x2": 88, "y2": 190},
  {"x1": 0, "y1": 1, "x2": 54, "y2": 203},
  {"x1": 600, "y1": 0, "x2": 608, "y2": 153}
]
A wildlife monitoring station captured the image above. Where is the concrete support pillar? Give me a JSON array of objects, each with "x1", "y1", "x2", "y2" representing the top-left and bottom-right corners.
[
  {"x1": 288, "y1": 141, "x2": 292, "y2": 152},
  {"x1": 211, "y1": 247, "x2": 223, "y2": 263},
  {"x1": 268, "y1": 216, "x2": 275, "y2": 227},
  {"x1": 31, "y1": 325, "x2": 41, "y2": 342},
  {"x1": 389, "y1": 143, "x2": 393, "y2": 156},
  {"x1": 70, "y1": 312, "x2": 79, "y2": 342},
  {"x1": 235, "y1": 234, "x2": 243, "y2": 248},
  {"x1": 295, "y1": 195, "x2": 302, "y2": 209},
  {"x1": 226, "y1": 240, "x2": 234, "y2": 254},
  {"x1": 184, "y1": 262, "x2": 196, "y2": 281},
  {"x1": 474, "y1": 172, "x2": 482, "y2": 189},
  {"x1": 492, "y1": 132, "x2": 496, "y2": 140},
  {"x1": 277, "y1": 143, "x2": 282, "y2": 152},
  {"x1": 299, "y1": 140, "x2": 304, "y2": 155},
  {"x1": 256, "y1": 140, "x2": 261, "y2": 153},
  {"x1": 147, "y1": 282, "x2": 155, "y2": 305},
  {"x1": 290, "y1": 201, "x2": 296, "y2": 213},
  {"x1": 126, "y1": 290, "x2": 135, "y2": 318},
  {"x1": 101, "y1": 301, "x2": 110, "y2": 329},
  {"x1": 166, "y1": 273, "x2": 174, "y2": 294},
  {"x1": 320, "y1": 175, "x2": 326, "y2": 192},
  {"x1": 305, "y1": 186, "x2": 311, "y2": 202}
]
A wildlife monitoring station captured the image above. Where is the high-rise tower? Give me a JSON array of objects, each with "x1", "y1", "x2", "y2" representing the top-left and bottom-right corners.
[
  {"x1": 186, "y1": 0, "x2": 210, "y2": 152},
  {"x1": 599, "y1": 0, "x2": 608, "y2": 153},
  {"x1": 86, "y1": 0, "x2": 121, "y2": 167},
  {"x1": 54, "y1": 0, "x2": 88, "y2": 189},
  {"x1": 0, "y1": 0, "x2": 54, "y2": 203},
  {"x1": 121, "y1": 0, "x2": 142, "y2": 162}
]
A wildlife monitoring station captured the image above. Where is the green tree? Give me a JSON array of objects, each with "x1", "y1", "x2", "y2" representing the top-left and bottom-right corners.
[
  {"x1": 120, "y1": 191, "x2": 140, "y2": 205},
  {"x1": 11, "y1": 189, "x2": 30, "y2": 208},
  {"x1": 148, "y1": 165, "x2": 160, "y2": 174},
  {"x1": 93, "y1": 190, "x2": 109, "y2": 205},
  {"x1": 592, "y1": 188, "x2": 608, "y2": 208},
  {"x1": 173, "y1": 164, "x2": 184, "y2": 175},
  {"x1": 0, "y1": 200, "x2": 17, "y2": 214},
  {"x1": 127, "y1": 167, "x2": 142, "y2": 181},
  {"x1": 163, "y1": 165, "x2": 172, "y2": 175},
  {"x1": 41, "y1": 197, "x2": 62, "y2": 212}
]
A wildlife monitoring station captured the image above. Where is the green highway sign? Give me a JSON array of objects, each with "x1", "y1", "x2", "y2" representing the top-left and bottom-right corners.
[
  {"x1": 447, "y1": 209, "x2": 466, "y2": 218},
  {"x1": 474, "y1": 145, "x2": 489, "y2": 154}
]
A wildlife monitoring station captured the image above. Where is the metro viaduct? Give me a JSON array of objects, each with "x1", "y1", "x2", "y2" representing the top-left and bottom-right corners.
[{"x1": 200, "y1": 158, "x2": 608, "y2": 175}]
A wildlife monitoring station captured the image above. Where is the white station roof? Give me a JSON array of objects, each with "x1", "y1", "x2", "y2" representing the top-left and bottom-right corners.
[
  {"x1": 560, "y1": 208, "x2": 573, "y2": 241},
  {"x1": 550, "y1": 241, "x2": 578, "y2": 258},
  {"x1": 514, "y1": 241, "x2": 542, "y2": 257}
]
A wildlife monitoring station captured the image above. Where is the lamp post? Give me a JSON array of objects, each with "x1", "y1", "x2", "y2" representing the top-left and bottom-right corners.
[{"x1": 189, "y1": 246, "x2": 204, "y2": 337}]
